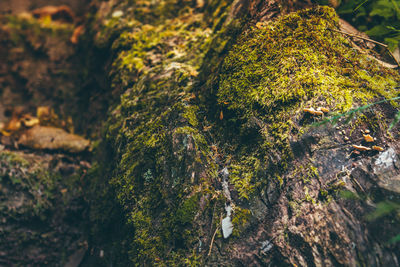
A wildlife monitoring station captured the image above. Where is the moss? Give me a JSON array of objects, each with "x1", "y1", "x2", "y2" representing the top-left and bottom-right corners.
[
  {"x1": 176, "y1": 194, "x2": 200, "y2": 225},
  {"x1": 89, "y1": 2, "x2": 400, "y2": 264},
  {"x1": 0, "y1": 150, "x2": 86, "y2": 265},
  {"x1": 293, "y1": 163, "x2": 320, "y2": 184},
  {"x1": 219, "y1": 6, "x2": 399, "y2": 137},
  {"x1": 94, "y1": 1, "x2": 227, "y2": 264},
  {"x1": 4, "y1": 14, "x2": 74, "y2": 46},
  {"x1": 230, "y1": 156, "x2": 260, "y2": 200},
  {"x1": 231, "y1": 206, "x2": 251, "y2": 237},
  {"x1": 303, "y1": 186, "x2": 316, "y2": 204},
  {"x1": 215, "y1": 6, "x2": 400, "y2": 202}
]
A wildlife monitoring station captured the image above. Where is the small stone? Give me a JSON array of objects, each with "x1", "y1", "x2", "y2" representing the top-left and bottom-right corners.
[{"x1": 112, "y1": 10, "x2": 124, "y2": 18}]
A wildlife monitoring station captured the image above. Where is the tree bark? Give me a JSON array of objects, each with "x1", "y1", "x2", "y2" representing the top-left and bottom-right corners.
[{"x1": 0, "y1": 0, "x2": 399, "y2": 266}]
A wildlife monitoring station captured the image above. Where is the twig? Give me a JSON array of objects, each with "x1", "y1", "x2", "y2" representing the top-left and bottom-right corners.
[
  {"x1": 388, "y1": 49, "x2": 400, "y2": 67},
  {"x1": 208, "y1": 214, "x2": 222, "y2": 257},
  {"x1": 208, "y1": 226, "x2": 219, "y2": 256},
  {"x1": 330, "y1": 28, "x2": 388, "y2": 48},
  {"x1": 332, "y1": 28, "x2": 400, "y2": 67},
  {"x1": 350, "y1": 175, "x2": 366, "y2": 194}
]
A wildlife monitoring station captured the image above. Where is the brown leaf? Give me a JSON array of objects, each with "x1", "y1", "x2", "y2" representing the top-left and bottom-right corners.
[
  {"x1": 32, "y1": 5, "x2": 75, "y2": 23},
  {"x1": 18, "y1": 126, "x2": 90, "y2": 153},
  {"x1": 71, "y1": 25, "x2": 85, "y2": 44}
]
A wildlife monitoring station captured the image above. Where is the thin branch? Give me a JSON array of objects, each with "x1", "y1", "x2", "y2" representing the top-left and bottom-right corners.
[
  {"x1": 388, "y1": 49, "x2": 400, "y2": 67},
  {"x1": 330, "y1": 28, "x2": 388, "y2": 48},
  {"x1": 208, "y1": 226, "x2": 219, "y2": 257}
]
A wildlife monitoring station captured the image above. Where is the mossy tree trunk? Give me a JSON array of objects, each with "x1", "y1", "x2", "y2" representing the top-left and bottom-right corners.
[
  {"x1": 86, "y1": 0, "x2": 400, "y2": 266},
  {"x1": 1, "y1": 0, "x2": 400, "y2": 266}
]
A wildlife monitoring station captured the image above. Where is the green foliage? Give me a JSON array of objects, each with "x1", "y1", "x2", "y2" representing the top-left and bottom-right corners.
[
  {"x1": 337, "y1": 0, "x2": 400, "y2": 50},
  {"x1": 314, "y1": 96, "x2": 400, "y2": 127},
  {"x1": 389, "y1": 234, "x2": 400, "y2": 244},
  {"x1": 366, "y1": 200, "x2": 400, "y2": 220}
]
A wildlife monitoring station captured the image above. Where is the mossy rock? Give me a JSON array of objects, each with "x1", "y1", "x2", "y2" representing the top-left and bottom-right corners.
[{"x1": 0, "y1": 150, "x2": 87, "y2": 265}]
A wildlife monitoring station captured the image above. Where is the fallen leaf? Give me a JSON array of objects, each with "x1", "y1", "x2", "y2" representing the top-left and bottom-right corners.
[
  {"x1": 71, "y1": 25, "x2": 85, "y2": 44},
  {"x1": 32, "y1": 5, "x2": 75, "y2": 23},
  {"x1": 21, "y1": 115, "x2": 39, "y2": 127},
  {"x1": 18, "y1": 125, "x2": 90, "y2": 153},
  {"x1": 363, "y1": 134, "x2": 374, "y2": 142},
  {"x1": 304, "y1": 107, "x2": 324, "y2": 116},
  {"x1": 372, "y1": 145, "x2": 384, "y2": 152},
  {"x1": 317, "y1": 107, "x2": 330, "y2": 113},
  {"x1": 352, "y1": 144, "x2": 371, "y2": 151},
  {"x1": 37, "y1": 106, "x2": 51, "y2": 119}
]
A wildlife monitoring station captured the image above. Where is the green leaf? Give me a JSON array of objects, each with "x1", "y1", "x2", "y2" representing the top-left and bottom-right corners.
[
  {"x1": 366, "y1": 201, "x2": 400, "y2": 221},
  {"x1": 384, "y1": 36, "x2": 400, "y2": 51},
  {"x1": 389, "y1": 110, "x2": 400, "y2": 130},
  {"x1": 370, "y1": 0, "x2": 397, "y2": 19},
  {"x1": 389, "y1": 234, "x2": 400, "y2": 244},
  {"x1": 366, "y1": 24, "x2": 392, "y2": 37}
]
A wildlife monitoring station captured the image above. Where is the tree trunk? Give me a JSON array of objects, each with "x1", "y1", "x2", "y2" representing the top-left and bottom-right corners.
[{"x1": 0, "y1": 0, "x2": 399, "y2": 266}]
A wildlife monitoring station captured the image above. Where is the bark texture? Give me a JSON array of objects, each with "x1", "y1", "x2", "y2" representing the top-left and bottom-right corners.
[
  {"x1": 0, "y1": 0, "x2": 399, "y2": 266},
  {"x1": 86, "y1": 0, "x2": 400, "y2": 266}
]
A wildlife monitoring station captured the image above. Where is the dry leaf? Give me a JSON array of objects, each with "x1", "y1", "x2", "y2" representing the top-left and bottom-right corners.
[
  {"x1": 372, "y1": 145, "x2": 384, "y2": 152},
  {"x1": 304, "y1": 107, "x2": 324, "y2": 116},
  {"x1": 32, "y1": 5, "x2": 75, "y2": 23},
  {"x1": 18, "y1": 126, "x2": 90, "y2": 153},
  {"x1": 352, "y1": 144, "x2": 371, "y2": 151},
  {"x1": 363, "y1": 134, "x2": 374, "y2": 142},
  {"x1": 71, "y1": 25, "x2": 84, "y2": 44}
]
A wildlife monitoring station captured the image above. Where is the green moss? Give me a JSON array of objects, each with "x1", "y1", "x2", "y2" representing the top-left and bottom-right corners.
[
  {"x1": 293, "y1": 163, "x2": 320, "y2": 184},
  {"x1": 89, "y1": 2, "x2": 400, "y2": 265},
  {"x1": 230, "y1": 156, "x2": 260, "y2": 200},
  {"x1": 303, "y1": 186, "x2": 316, "y2": 204},
  {"x1": 218, "y1": 6, "x2": 399, "y2": 154},
  {"x1": 231, "y1": 206, "x2": 251, "y2": 237},
  {"x1": 215, "y1": 6, "x2": 400, "y2": 202},
  {"x1": 95, "y1": 1, "x2": 225, "y2": 264},
  {"x1": 176, "y1": 194, "x2": 200, "y2": 225},
  {"x1": 4, "y1": 14, "x2": 74, "y2": 46}
]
